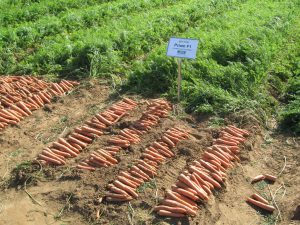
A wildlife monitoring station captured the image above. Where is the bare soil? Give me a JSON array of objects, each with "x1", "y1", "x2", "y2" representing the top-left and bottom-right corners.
[{"x1": 0, "y1": 80, "x2": 299, "y2": 225}]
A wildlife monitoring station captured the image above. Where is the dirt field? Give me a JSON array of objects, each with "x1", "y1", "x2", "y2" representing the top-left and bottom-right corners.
[{"x1": 0, "y1": 80, "x2": 299, "y2": 225}]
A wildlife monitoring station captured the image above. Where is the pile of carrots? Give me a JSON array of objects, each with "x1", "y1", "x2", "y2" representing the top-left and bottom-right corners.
[
  {"x1": 154, "y1": 125, "x2": 249, "y2": 217},
  {"x1": 104, "y1": 127, "x2": 190, "y2": 202},
  {"x1": 37, "y1": 97, "x2": 137, "y2": 166},
  {"x1": 0, "y1": 76, "x2": 79, "y2": 131},
  {"x1": 77, "y1": 99, "x2": 172, "y2": 170}
]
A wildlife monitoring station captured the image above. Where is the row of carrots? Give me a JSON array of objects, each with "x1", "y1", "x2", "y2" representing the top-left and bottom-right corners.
[
  {"x1": 77, "y1": 99, "x2": 172, "y2": 171},
  {"x1": 37, "y1": 97, "x2": 137, "y2": 166},
  {"x1": 154, "y1": 125, "x2": 250, "y2": 217},
  {"x1": 104, "y1": 127, "x2": 190, "y2": 202},
  {"x1": 0, "y1": 76, "x2": 79, "y2": 131}
]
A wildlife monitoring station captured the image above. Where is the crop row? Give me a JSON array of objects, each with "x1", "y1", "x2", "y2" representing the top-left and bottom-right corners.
[
  {"x1": 0, "y1": 0, "x2": 246, "y2": 76},
  {"x1": 0, "y1": 0, "x2": 182, "y2": 49},
  {"x1": 78, "y1": 99, "x2": 172, "y2": 170},
  {"x1": 155, "y1": 125, "x2": 249, "y2": 217},
  {"x1": 36, "y1": 97, "x2": 137, "y2": 166},
  {"x1": 0, "y1": 76, "x2": 79, "y2": 131},
  {"x1": 127, "y1": 0, "x2": 299, "y2": 113},
  {"x1": 0, "y1": 0, "x2": 111, "y2": 27},
  {"x1": 104, "y1": 127, "x2": 190, "y2": 202}
]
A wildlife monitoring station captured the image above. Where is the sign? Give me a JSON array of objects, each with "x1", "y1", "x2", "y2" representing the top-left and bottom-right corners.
[{"x1": 166, "y1": 37, "x2": 199, "y2": 59}]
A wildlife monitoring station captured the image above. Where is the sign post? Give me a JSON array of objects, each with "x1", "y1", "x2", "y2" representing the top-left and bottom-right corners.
[
  {"x1": 177, "y1": 58, "x2": 182, "y2": 101},
  {"x1": 167, "y1": 37, "x2": 199, "y2": 102}
]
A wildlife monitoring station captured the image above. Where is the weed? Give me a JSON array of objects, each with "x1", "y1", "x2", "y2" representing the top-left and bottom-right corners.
[{"x1": 137, "y1": 179, "x2": 156, "y2": 193}]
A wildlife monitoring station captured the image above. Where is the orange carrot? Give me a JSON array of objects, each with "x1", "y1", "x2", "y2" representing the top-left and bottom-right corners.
[
  {"x1": 113, "y1": 180, "x2": 138, "y2": 198},
  {"x1": 178, "y1": 174, "x2": 209, "y2": 201},
  {"x1": 161, "y1": 199, "x2": 196, "y2": 216},
  {"x1": 38, "y1": 154, "x2": 62, "y2": 165},
  {"x1": 154, "y1": 205, "x2": 187, "y2": 214},
  {"x1": 81, "y1": 126, "x2": 103, "y2": 136},
  {"x1": 108, "y1": 184, "x2": 129, "y2": 195},
  {"x1": 157, "y1": 209, "x2": 186, "y2": 217},
  {"x1": 166, "y1": 190, "x2": 197, "y2": 209},
  {"x1": 119, "y1": 171, "x2": 143, "y2": 185},
  {"x1": 251, "y1": 174, "x2": 266, "y2": 183},
  {"x1": 264, "y1": 174, "x2": 277, "y2": 182},
  {"x1": 71, "y1": 132, "x2": 93, "y2": 143},
  {"x1": 68, "y1": 136, "x2": 88, "y2": 148},
  {"x1": 52, "y1": 142, "x2": 78, "y2": 157},
  {"x1": 246, "y1": 197, "x2": 275, "y2": 212},
  {"x1": 171, "y1": 186, "x2": 199, "y2": 202},
  {"x1": 96, "y1": 114, "x2": 113, "y2": 126},
  {"x1": 252, "y1": 193, "x2": 269, "y2": 204},
  {"x1": 76, "y1": 164, "x2": 95, "y2": 171},
  {"x1": 58, "y1": 138, "x2": 80, "y2": 153}
]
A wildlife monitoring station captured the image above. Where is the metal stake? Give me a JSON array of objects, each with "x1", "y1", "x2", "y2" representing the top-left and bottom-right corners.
[{"x1": 177, "y1": 58, "x2": 182, "y2": 102}]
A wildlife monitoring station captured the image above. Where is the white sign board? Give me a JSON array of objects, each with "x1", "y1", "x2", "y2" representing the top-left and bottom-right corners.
[{"x1": 167, "y1": 37, "x2": 199, "y2": 59}]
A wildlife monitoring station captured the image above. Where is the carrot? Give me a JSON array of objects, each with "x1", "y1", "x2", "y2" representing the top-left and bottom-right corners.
[
  {"x1": 71, "y1": 132, "x2": 93, "y2": 143},
  {"x1": 171, "y1": 186, "x2": 199, "y2": 202},
  {"x1": 76, "y1": 164, "x2": 95, "y2": 171},
  {"x1": 149, "y1": 146, "x2": 171, "y2": 158},
  {"x1": 161, "y1": 136, "x2": 175, "y2": 147},
  {"x1": 96, "y1": 114, "x2": 113, "y2": 126},
  {"x1": 137, "y1": 160, "x2": 157, "y2": 173},
  {"x1": 108, "y1": 138, "x2": 130, "y2": 146},
  {"x1": 122, "y1": 97, "x2": 137, "y2": 106},
  {"x1": 178, "y1": 174, "x2": 209, "y2": 201},
  {"x1": 117, "y1": 176, "x2": 138, "y2": 188},
  {"x1": 81, "y1": 126, "x2": 103, "y2": 136},
  {"x1": 74, "y1": 127, "x2": 95, "y2": 138},
  {"x1": 144, "y1": 149, "x2": 165, "y2": 160},
  {"x1": 166, "y1": 190, "x2": 197, "y2": 209},
  {"x1": 130, "y1": 166, "x2": 150, "y2": 180},
  {"x1": 199, "y1": 159, "x2": 221, "y2": 175},
  {"x1": 136, "y1": 163, "x2": 156, "y2": 177},
  {"x1": 252, "y1": 193, "x2": 269, "y2": 204},
  {"x1": 142, "y1": 153, "x2": 164, "y2": 163},
  {"x1": 161, "y1": 199, "x2": 196, "y2": 216},
  {"x1": 108, "y1": 184, "x2": 129, "y2": 195},
  {"x1": 251, "y1": 174, "x2": 266, "y2": 183},
  {"x1": 16, "y1": 101, "x2": 32, "y2": 115},
  {"x1": 90, "y1": 153, "x2": 112, "y2": 165},
  {"x1": 113, "y1": 180, "x2": 138, "y2": 198},
  {"x1": 129, "y1": 167, "x2": 149, "y2": 181},
  {"x1": 52, "y1": 142, "x2": 78, "y2": 157},
  {"x1": 68, "y1": 136, "x2": 88, "y2": 148},
  {"x1": 38, "y1": 154, "x2": 62, "y2": 165},
  {"x1": 129, "y1": 170, "x2": 148, "y2": 181},
  {"x1": 119, "y1": 171, "x2": 143, "y2": 185},
  {"x1": 85, "y1": 120, "x2": 106, "y2": 130},
  {"x1": 105, "y1": 193, "x2": 130, "y2": 199},
  {"x1": 228, "y1": 125, "x2": 249, "y2": 136},
  {"x1": 264, "y1": 174, "x2": 277, "y2": 182},
  {"x1": 50, "y1": 148, "x2": 71, "y2": 158},
  {"x1": 58, "y1": 138, "x2": 80, "y2": 153},
  {"x1": 246, "y1": 197, "x2": 275, "y2": 212},
  {"x1": 154, "y1": 205, "x2": 187, "y2": 214},
  {"x1": 96, "y1": 149, "x2": 118, "y2": 164},
  {"x1": 0, "y1": 117, "x2": 18, "y2": 125},
  {"x1": 223, "y1": 127, "x2": 244, "y2": 138},
  {"x1": 9, "y1": 104, "x2": 29, "y2": 116},
  {"x1": 193, "y1": 167, "x2": 221, "y2": 189},
  {"x1": 215, "y1": 138, "x2": 238, "y2": 146}
]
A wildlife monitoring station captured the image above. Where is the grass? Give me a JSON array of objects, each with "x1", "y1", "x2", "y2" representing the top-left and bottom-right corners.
[{"x1": 0, "y1": 0, "x2": 299, "y2": 130}]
